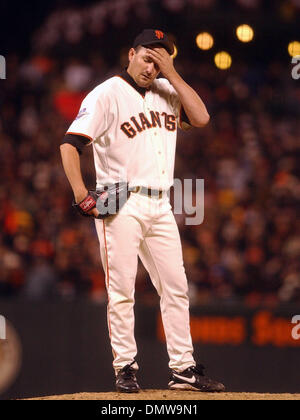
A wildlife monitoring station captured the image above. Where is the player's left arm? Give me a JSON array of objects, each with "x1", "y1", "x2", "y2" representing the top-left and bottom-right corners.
[{"x1": 146, "y1": 47, "x2": 210, "y2": 127}]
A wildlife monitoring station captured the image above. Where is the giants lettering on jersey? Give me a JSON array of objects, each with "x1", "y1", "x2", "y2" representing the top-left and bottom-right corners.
[{"x1": 120, "y1": 111, "x2": 176, "y2": 139}]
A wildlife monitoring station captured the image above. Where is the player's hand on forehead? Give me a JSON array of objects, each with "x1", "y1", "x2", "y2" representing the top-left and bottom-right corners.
[
  {"x1": 142, "y1": 49, "x2": 154, "y2": 62},
  {"x1": 145, "y1": 47, "x2": 172, "y2": 63},
  {"x1": 146, "y1": 46, "x2": 169, "y2": 55},
  {"x1": 145, "y1": 47, "x2": 174, "y2": 79}
]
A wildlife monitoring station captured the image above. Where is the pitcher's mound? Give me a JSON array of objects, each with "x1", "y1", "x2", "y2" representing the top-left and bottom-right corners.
[{"x1": 27, "y1": 390, "x2": 300, "y2": 400}]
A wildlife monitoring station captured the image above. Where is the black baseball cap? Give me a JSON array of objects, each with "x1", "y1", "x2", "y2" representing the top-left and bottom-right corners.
[{"x1": 133, "y1": 29, "x2": 174, "y2": 55}]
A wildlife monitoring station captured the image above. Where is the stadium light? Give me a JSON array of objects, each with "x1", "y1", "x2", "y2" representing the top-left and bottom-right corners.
[
  {"x1": 196, "y1": 32, "x2": 214, "y2": 50},
  {"x1": 171, "y1": 44, "x2": 178, "y2": 59},
  {"x1": 214, "y1": 51, "x2": 232, "y2": 70},
  {"x1": 288, "y1": 41, "x2": 300, "y2": 57},
  {"x1": 236, "y1": 24, "x2": 254, "y2": 42}
]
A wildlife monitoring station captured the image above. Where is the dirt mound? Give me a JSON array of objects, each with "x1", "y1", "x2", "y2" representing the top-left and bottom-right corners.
[{"x1": 26, "y1": 390, "x2": 300, "y2": 400}]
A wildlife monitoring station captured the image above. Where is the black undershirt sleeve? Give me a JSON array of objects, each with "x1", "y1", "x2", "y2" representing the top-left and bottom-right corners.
[
  {"x1": 181, "y1": 107, "x2": 190, "y2": 125},
  {"x1": 62, "y1": 134, "x2": 90, "y2": 155},
  {"x1": 180, "y1": 106, "x2": 193, "y2": 130}
]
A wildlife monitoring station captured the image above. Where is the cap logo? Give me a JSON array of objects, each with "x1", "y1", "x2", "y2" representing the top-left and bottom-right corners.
[{"x1": 155, "y1": 30, "x2": 164, "y2": 40}]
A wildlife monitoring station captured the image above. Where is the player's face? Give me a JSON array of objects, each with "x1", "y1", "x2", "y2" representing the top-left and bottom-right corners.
[{"x1": 128, "y1": 46, "x2": 160, "y2": 87}]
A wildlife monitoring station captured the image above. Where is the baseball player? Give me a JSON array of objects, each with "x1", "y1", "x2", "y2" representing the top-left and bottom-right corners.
[{"x1": 60, "y1": 29, "x2": 225, "y2": 393}]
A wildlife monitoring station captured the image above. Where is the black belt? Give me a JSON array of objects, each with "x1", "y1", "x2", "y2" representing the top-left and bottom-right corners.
[{"x1": 130, "y1": 186, "x2": 164, "y2": 199}]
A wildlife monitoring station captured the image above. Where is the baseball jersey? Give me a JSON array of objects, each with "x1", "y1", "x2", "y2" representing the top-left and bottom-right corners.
[{"x1": 66, "y1": 70, "x2": 191, "y2": 190}]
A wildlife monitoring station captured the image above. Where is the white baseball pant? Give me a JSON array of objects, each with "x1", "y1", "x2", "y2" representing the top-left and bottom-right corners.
[{"x1": 95, "y1": 191, "x2": 195, "y2": 373}]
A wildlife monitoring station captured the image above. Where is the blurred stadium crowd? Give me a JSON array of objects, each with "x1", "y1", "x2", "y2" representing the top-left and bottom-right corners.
[{"x1": 1, "y1": 0, "x2": 300, "y2": 304}]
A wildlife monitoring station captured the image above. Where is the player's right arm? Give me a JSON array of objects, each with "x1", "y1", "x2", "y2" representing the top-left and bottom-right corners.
[
  {"x1": 60, "y1": 142, "x2": 99, "y2": 217},
  {"x1": 60, "y1": 142, "x2": 88, "y2": 203},
  {"x1": 60, "y1": 83, "x2": 110, "y2": 216}
]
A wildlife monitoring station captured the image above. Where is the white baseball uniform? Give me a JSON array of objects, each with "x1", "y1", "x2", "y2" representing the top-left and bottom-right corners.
[{"x1": 66, "y1": 70, "x2": 196, "y2": 373}]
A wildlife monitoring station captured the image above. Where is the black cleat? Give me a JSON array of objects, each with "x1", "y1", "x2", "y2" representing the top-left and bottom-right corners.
[
  {"x1": 168, "y1": 364, "x2": 225, "y2": 392},
  {"x1": 116, "y1": 362, "x2": 140, "y2": 393}
]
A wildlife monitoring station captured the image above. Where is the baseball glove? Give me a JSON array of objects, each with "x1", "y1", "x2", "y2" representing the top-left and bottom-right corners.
[
  {"x1": 72, "y1": 190, "x2": 99, "y2": 218},
  {"x1": 73, "y1": 182, "x2": 130, "y2": 219}
]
